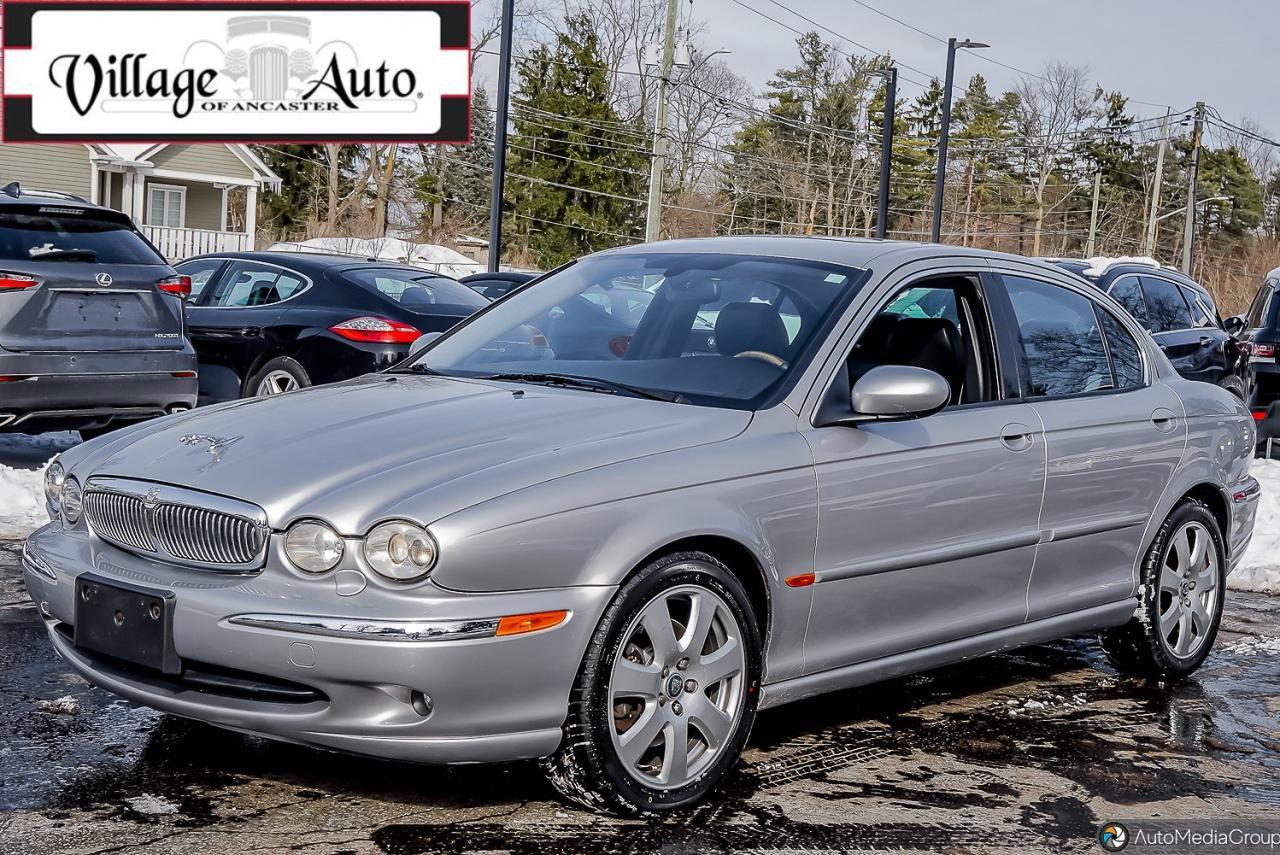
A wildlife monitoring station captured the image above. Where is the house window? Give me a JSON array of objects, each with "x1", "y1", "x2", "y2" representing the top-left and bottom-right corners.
[{"x1": 147, "y1": 184, "x2": 186, "y2": 229}]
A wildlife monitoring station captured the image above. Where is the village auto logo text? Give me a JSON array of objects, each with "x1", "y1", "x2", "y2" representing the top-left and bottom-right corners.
[{"x1": 1, "y1": 1, "x2": 471, "y2": 143}]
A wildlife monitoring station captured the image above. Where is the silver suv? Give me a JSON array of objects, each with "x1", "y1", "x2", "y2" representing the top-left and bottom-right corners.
[
  {"x1": 0, "y1": 183, "x2": 196, "y2": 435},
  {"x1": 25, "y1": 237, "x2": 1259, "y2": 815}
]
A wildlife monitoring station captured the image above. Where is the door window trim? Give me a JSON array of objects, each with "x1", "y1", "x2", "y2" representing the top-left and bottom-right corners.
[
  {"x1": 995, "y1": 271, "x2": 1151, "y2": 402},
  {"x1": 190, "y1": 258, "x2": 314, "y2": 309}
]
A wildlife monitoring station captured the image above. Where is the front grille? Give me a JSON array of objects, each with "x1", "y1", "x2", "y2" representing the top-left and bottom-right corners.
[
  {"x1": 153, "y1": 503, "x2": 262, "y2": 565},
  {"x1": 83, "y1": 490, "x2": 155, "y2": 552},
  {"x1": 82, "y1": 477, "x2": 269, "y2": 571}
]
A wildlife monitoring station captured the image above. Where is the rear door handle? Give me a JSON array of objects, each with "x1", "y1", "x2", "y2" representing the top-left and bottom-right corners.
[
  {"x1": 1151, "y1": 408, "x2": 1178, "y2": 432},
  {"x1": 1000, "y1": 422, "x2": 1035, "y2": 452}
]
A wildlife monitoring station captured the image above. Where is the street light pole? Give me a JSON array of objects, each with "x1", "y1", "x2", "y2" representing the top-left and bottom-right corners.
[
  {"x1": 873, "y1": 67, "x2": 897, "y2": 240},
  {"x1": 486, "y1": 0, "x2": 516, "y2": 272},
  {"x1": 1181, "y1": 101, "x2": 1206, "y2": 274},
  {"x1": 931, "y1": 38, "x2": 988, "y2": 244}
]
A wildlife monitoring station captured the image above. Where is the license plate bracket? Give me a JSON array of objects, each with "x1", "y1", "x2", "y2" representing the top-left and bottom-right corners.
[{"x1": 74, "y1": 573, "x2": 181, "y2": 674}]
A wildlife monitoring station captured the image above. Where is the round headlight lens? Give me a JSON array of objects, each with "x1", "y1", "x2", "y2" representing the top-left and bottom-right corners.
[
  {"x1": 284, "y1": 520, "x2": 345, "y2": 574},
  {"x1": 364, "y1": 521, "x2": 437, "y2": 581},
  {"x1": 61, "y1": 477, "x2": 82, "y2": 524},
  {"x1": 44, "y1": 461, "x2": 65, "y2": 513}
]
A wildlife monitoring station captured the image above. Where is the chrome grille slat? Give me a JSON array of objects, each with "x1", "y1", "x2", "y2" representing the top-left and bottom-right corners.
[{"x1": 83, "y1": 478, "x2": 267, "y2": 571}]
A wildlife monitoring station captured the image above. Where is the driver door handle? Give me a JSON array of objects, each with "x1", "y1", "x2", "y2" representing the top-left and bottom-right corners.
[
  {"x1": 1199, "y1": 335, "x2": 1214, "y2": 346},
  {"x1": 1000, "y1": 423, "x2": 1035, "y2": 452}
]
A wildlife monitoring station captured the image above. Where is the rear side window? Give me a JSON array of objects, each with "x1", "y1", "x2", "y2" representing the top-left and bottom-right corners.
[
  {"x1": 346, "y1": 268, "x2": 487, "y2": 310},
  {"x1": 208, "y1": 261, "x2": 308, "y2": 307},
  {"x1": 1246, "y1": 282, "x2": 1273, "y2": 328},
  {"x1": 1108, "y1": 276, "x2": 1150, "y2": 330},
  {"x1": 1180, "y1": 287, "x2": 1214, "y2": 328},
  {"x1": 0, "y1": 207, "x2": 164, "y2": 264},
  {"x1": 175, "y1": 259, "x2": 224, "y2": 300},
  {"x1": 1141, "y1": 276, "x2": 1193, "y2": 332},
  {"x1": 1002, "y1": 275, "x2": 1113, "y2": 397},
  {"x1": 1098, "y1": 310, "x2": 1144, "y2": 389}
]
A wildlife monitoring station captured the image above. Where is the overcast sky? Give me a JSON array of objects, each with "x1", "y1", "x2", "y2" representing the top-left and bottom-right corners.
[{"x1": 687, "y1": 0, "x2": 1277, "y2": 134}]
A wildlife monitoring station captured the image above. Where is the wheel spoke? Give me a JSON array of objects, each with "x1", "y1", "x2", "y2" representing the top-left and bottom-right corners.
[
  {"x1": 662, "y1": 716, "x2": 689, "y2": 785},
  {"x1": 689, "y1": 696, "x2": 733, "y2": 749},
  {"x1": 1159, "y1": 600, "x2": 1182, "y2": 639},
  {"x1": 1171, "y1": 528, "x2": 1191, "y2": 572},
  {"x1": 612, "y1": 658, "x2": 660, "y2": 699},
  {"x1": 617, "y1": 706, "x2": 665, "y2": 768},
  {"x1": 1188, "y1": 527, "x2": 1208, "y2": 571},
  {"x1": 1195, "y1": 563, "x2": 1218, "y2": 592},
  {"x1": 1160, "y1": 565, "x2": 1184, "y2": 595},
  {"x1": 680, "y1": 591, "x2": 718, "y2": 655},
  {"x1": 640, "y1": 599, "x2": 679, "y2": 663},
  {"x1": 1190, "y1": 593, "x2": 1213, "y2": 634},
  {"x1": 1174, "y1": 609, "x2": 1194, "y2": 656},
  {"x1": 692, "y1": 636, "x2": 741, "y2": 686}
]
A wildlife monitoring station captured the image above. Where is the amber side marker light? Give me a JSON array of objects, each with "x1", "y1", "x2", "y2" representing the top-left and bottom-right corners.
[
  {"x1": 785, "y1": 573, "x2": 816, "y2": 587},
  {"x1": 496, "y1": 610, "x2": 569, "y2": 637}
]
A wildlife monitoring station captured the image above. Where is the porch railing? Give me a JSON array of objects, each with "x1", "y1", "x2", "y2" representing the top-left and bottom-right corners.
[{"x1": 143, "y1": 226, "x2": 251, "y2": 262}]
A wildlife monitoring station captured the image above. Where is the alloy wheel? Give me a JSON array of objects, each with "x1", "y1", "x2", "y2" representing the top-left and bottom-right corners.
[
  {"x1": 608, "y1": 581, "x2": 746, "y2": 790},
  {"x1": 1157, "y1": 521, "x2": 1219, "y2": 659},
  {"x1": 257, "y1": 370, "x2": 300, "y2": 396}
]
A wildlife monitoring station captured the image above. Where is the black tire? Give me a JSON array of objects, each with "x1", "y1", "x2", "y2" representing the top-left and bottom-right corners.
[
  {"x1": 1100, "y1": 498, "x2": 1226, "y2": 679},
  {"x1": 1220, "y1": 376, "x2": 1247, "y2": 402},
  {"x1": 541, "y1": 551, "x2": 763, "y2": 816},
  {"x1": 244, "y1": 356, "x2": 310, "y2": 398}
]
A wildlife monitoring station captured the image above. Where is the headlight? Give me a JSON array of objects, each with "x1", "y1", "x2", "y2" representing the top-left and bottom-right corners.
[
  {"x1": 364, "y1": 521, "x2": 437, "y2": 581},
  {"x1": 44, "y1": 461, "x2": 65, "y2": 515},
  {"x1": 284, "y1": 520, "x2": 345, "y2": 574},
  {"x1": 61, "y1": 477, "x2": 82, "y2": 524}
]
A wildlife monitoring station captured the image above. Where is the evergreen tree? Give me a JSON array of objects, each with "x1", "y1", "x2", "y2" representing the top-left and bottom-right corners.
[{"x1": 255, "y1": 144, "x2": 327, "y2": 235}]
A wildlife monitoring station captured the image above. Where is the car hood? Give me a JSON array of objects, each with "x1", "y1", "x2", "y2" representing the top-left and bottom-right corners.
[{"x1": 74, "y1": 374, "x2": 752, "y2": 533}]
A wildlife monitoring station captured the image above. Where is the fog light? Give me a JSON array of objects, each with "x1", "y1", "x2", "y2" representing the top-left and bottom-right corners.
[{"x1": 410, "y1": 690, "x2": 433, "y2": 717}]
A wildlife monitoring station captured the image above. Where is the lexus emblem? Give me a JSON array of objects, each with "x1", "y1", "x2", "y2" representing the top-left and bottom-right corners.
[{"x1": 95, "y1": 272, "x2": 112, "y2": 287}]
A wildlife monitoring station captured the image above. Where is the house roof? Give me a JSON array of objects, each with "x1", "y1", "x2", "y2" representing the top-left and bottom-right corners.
[{"x1": 94, "y1": 143, "x2": 281, "y2": 189}]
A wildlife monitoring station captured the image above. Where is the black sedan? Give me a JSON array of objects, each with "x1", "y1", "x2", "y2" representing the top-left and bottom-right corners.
[{"x1": 175, "y1": 251, "x2": 488, "y2": 403}]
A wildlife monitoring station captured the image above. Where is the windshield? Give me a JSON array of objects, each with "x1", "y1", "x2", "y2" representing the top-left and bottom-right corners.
[
  {"x1": 410, "y1": 252, "x2": 868, "y2": 409},
  {"x1": 0, "y1": 206, "x2": 164, "y2": 264}
]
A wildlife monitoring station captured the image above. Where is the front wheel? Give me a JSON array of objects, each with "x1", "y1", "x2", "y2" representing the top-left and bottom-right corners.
[
  {"x1": 1100, "y1": 499, "x2": 1226, "y2": 679},
  {"x1": 542, "y1": 552, "x2": 762, "y2": 815}
]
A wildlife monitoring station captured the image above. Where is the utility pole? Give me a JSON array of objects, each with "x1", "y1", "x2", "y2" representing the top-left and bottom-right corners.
[
  {"x1": 644, "y1": 0, "x2": 680, "y2": 242},
  {"x1": 1086, "y1": 169, "x2": 1102, "y2": 258},
  {"x1": 1143, "y1": 108, "x2": 1171, "y2": 257},
  {"x1": 931, "y1": 38, "x2": 988, "y2": 243},
  {"x1": 874, "y1": 67, "x2": 897, "y2": 240},
  {"x1": 1181, "y1": 101, "x2": 1205, "y2": 274},
  {"x1": 486, "y1": 0, "x2": 516, "y2": 272}
]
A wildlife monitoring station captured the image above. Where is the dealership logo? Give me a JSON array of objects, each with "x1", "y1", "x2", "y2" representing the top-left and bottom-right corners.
[
  {"x1": 1, "y1": 1, "x2": 470, "y2": 143},
  {"x1": 1099, "y1": 823, "x2": 1129, "y2": 851}
]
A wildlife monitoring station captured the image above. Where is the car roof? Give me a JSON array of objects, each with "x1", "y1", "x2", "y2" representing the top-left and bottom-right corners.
[
  {"x1": 0, "y1": 182, "x2": 102, "y2": 209},
  {"x1": 1048, "y1": 257, "x2": 1212, "y2": 299},
  {"x1": 459, "y1": 271, "x2": 538, "y2": 284},
  {"x1": 183, "y1": 250, "x2": 460, "y2": 279}
]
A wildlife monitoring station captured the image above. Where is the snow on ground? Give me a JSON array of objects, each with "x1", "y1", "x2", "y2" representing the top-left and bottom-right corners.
[{"x1": 1234, "y1": 459, "x2": 1280, "y2": 594}]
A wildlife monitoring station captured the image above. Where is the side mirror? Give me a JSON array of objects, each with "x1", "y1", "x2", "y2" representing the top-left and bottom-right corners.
[
  {"x1": 408, "y1": 331, "x2": 443, "y2": 359},
  {"x1": 1223, "y1": 314, "x2": 1247, "y2": 336},
  {"x1": 849, "y1": 365, "x2": 950, "y2": 421}
]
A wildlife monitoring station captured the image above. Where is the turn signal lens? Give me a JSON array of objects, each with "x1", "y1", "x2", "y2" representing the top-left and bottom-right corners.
[
  {"x1": 156, "y1": 274, "x2": 192, "y2": 297},
  {"x1": 284, "y1": 520, "x2": 345, "y2": 574},
  {"x1": 330, "y1": 316, "x2": 422, "y2": 344},
  {"x1": 0, "y1": 271, "x2": 39, "y2": 290},
  {"x1": 495, "y1": 610, "x2": 569, "y2": 637},
  {"x1": 363, "y1": 521, "x2": 437, "y2": 581},
  {"x1": 785, "y1": 573, "x2": 816, "y2": 587}
]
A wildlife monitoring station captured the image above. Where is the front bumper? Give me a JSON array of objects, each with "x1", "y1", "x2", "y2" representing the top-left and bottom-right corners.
[
  {"x1": 22, "y1": 523, "x2": 615, "y2": 764},
  {"x1": 0, "y1": 347, "x2": 198, "y2": 431}
]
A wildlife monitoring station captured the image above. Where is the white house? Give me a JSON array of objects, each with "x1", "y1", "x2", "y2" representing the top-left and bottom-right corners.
[{"x1": 0, "y1": 143, "x2": 281, "y2": 261}]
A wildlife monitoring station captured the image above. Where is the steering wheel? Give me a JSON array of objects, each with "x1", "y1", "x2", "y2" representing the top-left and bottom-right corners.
[{"x1": 734, "y1": 350, "x2": 788, "y2": 369}]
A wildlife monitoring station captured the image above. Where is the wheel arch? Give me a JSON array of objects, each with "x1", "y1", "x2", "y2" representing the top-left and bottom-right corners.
[{"x1": 1181, "y1": 482, "x2": 1230, "y2": 551}]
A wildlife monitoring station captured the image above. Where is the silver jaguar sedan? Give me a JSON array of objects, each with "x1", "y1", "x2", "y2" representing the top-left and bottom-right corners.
[{"x1": 25, "y1": 237, "x2": 1260, "y2": 815}]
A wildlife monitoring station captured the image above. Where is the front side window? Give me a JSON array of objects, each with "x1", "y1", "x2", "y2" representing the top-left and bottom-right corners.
[
  {"x1": 0, "y1": 206, "x2": 164, "y2": 264},
  {"x1": 1003, "y1": 275, "x2": 1112, "y2": 398},
  {"x1": 1141, "y1": 276, "x2": 1193, "y2": 333},
  {"x1": 146, "y1": 185, "x2": 185, "y2": 229},
  {"x1": 208, "y1": 261, "x2": 307, "y2": 308},
  {"x1": 1246, "y1": 282, "x2": 1273, "y2": 328},
  {"x1": 410, "y1": 252, "x2": 868, "y2": 409}
]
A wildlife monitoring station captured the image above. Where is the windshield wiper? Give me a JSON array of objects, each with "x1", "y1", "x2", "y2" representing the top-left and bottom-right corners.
[
  {"x1": 482, "y1": 372, "x2": 687, "y2": 403},
  {"x1": 27, "y1": 248, "x2": 97, "y2": 262},
  {"x1": 395, "y1": 363, "x2": 447, "y2": 376}
]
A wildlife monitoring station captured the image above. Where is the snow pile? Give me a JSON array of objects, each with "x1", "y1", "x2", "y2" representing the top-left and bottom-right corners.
[
  {"x1": 1234, "y1": 459, "x2": 1280, "y2": 594},
  {"x1": 267, "y1": 237, "x2": 484, "y2": 278},
  {"x1": 1081, "y1": 255, "x2": 1161, "y2": 278},
  {"x1": 36, "y1": 695, "x2": 81, "y2": 715},
  {"x1": 125, "y1": 793, "x2": 180, "y2": 816},
  {"x1": 0, "y1": 462, "x2": 49, "y2": 540}
]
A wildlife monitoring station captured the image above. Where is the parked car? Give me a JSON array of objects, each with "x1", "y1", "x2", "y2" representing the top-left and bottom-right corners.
[
  {"x1": 1051, "y1": 258, "x2": 1250, "y2": 400},
  {"x1": 174, "y1": 251, "x2": 488, "y2": 402},
  {"x1": 459, "y1": 270, "x2": 538, "y2": 300},
  {"x1": 0, "y1": 183, "x2": 197, "y2": 436},
  {"x1": 28, "y1": 237, "x2": 1258, "y2": 816},
  {"x1": 1225, "y1": 268, "x2": 1280, "y2": 444}
]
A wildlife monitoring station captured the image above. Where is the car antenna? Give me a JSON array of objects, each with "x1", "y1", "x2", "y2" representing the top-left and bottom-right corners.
[{"x1": 1, "y1": 181, "x2": 20, "y2": 198}]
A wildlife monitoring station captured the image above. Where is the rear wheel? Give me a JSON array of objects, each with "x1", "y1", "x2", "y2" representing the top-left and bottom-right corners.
[
  {"x1": 246, "y1": 357, "x2": 310, "y2": 398},
  {"x1": 1100, "y1": 499, "x2": 1225, "y2": 679},
  {"x1": 542, "y1": 552, "x2": 761, "y2": 815},
  {"x1": 1220, "y1": 375, "x2": 1247, "y2": 401}
]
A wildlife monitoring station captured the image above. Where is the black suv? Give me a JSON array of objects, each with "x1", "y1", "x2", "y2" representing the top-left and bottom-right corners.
[
  {"x1": 1229, "y1": 268, "x2": 1280, "y2": 439},
  {"x1": 0, "y1": 183, "x2": 197, "y2": 436},
  {"x1": 1052, "y1": 259, "x2": 1250, "y2": 400}
]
